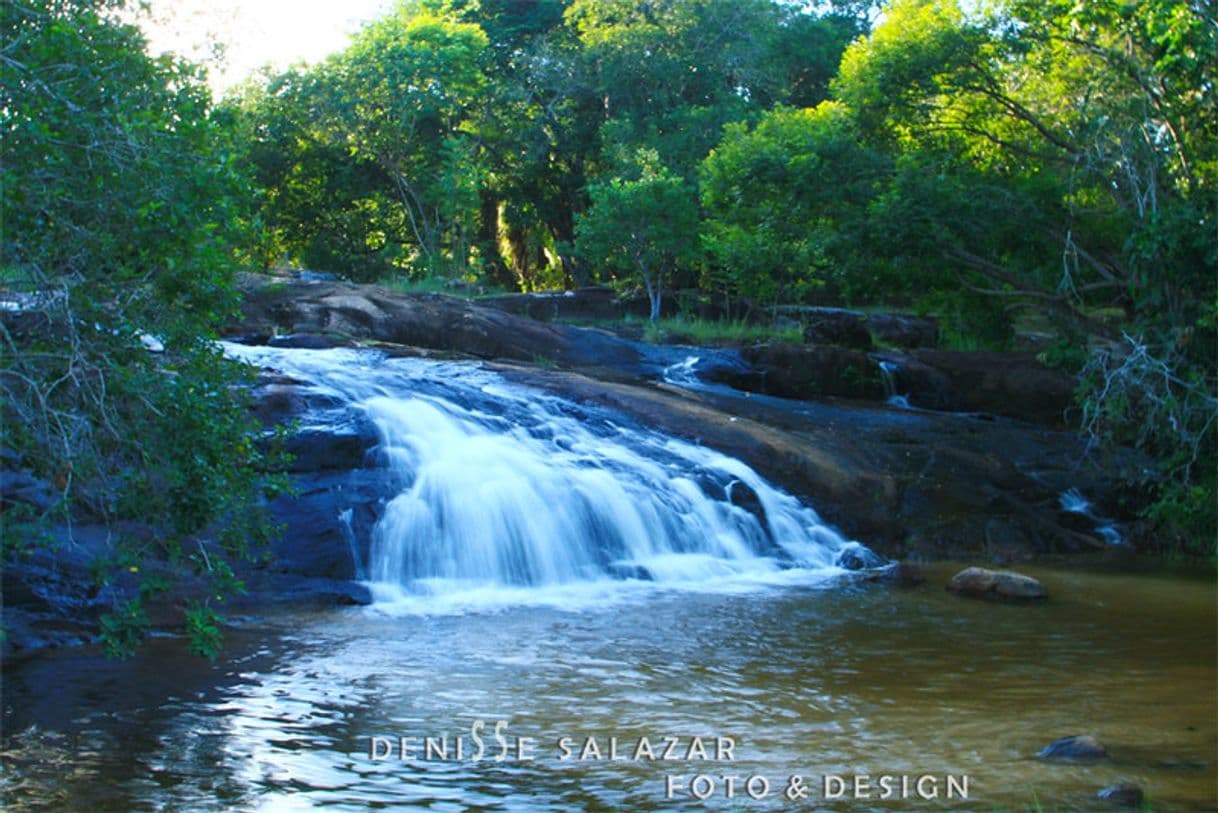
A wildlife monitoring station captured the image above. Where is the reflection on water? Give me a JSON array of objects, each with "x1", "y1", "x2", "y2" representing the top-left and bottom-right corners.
[{"x1": 2, "y1": 562, "x2": 1215, "y2": 812}]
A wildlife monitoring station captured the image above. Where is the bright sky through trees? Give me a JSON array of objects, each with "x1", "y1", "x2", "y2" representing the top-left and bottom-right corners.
[{"x1": 138, "y1": 0, "x2": 393, "y2": 94}]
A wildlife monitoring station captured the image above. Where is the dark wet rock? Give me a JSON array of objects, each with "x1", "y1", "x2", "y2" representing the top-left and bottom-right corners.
[
  {"x1": 733, "y1": 343, "x2": 885, "y2": 401},
  {"x1": 250, "y1": 384, "x2": 308, "y2": 426},
  {"x1": 878, "y1": 562, "x2": 927, "y2": 587},
  {"x1": 797, "y1": 308, "x2": 874, "y2": 350},
  {"x1": 1097, "y1": 782, "x2": 1144, "y2": 807},
  {"x1": 606, "y1": 563, "x2": 653, "y2": 581},
  {"x1": 948, "y1": 566, "x2": 1048, "y2": 600},
  {"x1": 726, "y1": 480, "x2": 768, "y2": 528},
  {"x1": 836, "y1": 544, "x2": 887, "y2": 570},
  {"x1": 1037, "y1": 735, "x2": 1108, "y2": 760},
  {"x1": 284, "y1": 418, "x2": 381, "y2": 473},
  {"x1": 985, "y1": 518, "x2": 1037, "y2": 564},
  {"x1": 263, "y1": 469, "x2": 391, "y2": 581},
  {"x1": 243, "y1": 576, "x2": 373, "y2": 607},
  {"x1": 877, "y1": 350, "x2": 1076, "y2": 425},
  {"x1": 865, "y1": 313, "x2": 939, "y2": 348}
]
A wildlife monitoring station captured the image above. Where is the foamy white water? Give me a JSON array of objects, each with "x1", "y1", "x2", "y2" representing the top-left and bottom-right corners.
[{"x1": 225, "y1": 343, "x2": 879, "y2": 612}]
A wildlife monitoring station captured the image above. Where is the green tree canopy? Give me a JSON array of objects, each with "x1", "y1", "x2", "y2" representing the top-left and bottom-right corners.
[
  {"x1": 700, "y1": 102, "x2": 888, "y2": 309},
  {"x1": 575, "y1": 151, "x2": 699, "y2": 320}
]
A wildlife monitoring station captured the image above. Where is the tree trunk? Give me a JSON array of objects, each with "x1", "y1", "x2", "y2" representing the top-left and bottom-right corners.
[{"x1": 477, "y1": 191, "x2": 515, "y2": 289}]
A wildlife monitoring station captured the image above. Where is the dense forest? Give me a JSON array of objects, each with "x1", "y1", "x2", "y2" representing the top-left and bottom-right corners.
[{"x1": 2, "y1": 0, "x2": 1215, "y2": 652}]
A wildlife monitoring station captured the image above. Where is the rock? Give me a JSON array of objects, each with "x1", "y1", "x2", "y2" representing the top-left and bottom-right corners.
[
  {"x1": 0, "y1": 469, "x2": 60, "y2": 512},
  {"x1": 230, "y1": 280, "x2": 645, "y2": 372},
  {"x1": 862, "y1": 561, "x2": 927, "y2": 585},
  {"x1": 948, "y1": 566, "x2": 1048, "y2": 600},
  {"x1": 880, "y1": 349, "x2": 1077, "y2": 425},
  {"x1": 1097, "y1": 782, "x2": 1144, "y2": 807},
  {"x1": 263, "y1": 468, "x2": 390, "y2": 581},
  {"x1": 479, "y1": 287, "x2": 620, "y2": 322},
  {"x1": 865, "y1": 313, "x2": 939, "y2": 348},
  {"x1": 267, "y1": 333, "x2": 349, "y2": 349},
  {"x1": 883, "y1": 562, "x2": 927, "y2": 586},
  {"x1": 284, "y1": 419, "x2": 380, "y2": 472},
  {"x1": 606, "y1": 563, "x2": 653, "y2": 581},
  {"x1": 799, "y1": 308, "x2": 874, "y2": 350},
  {"x1": 1037, "y1": 735, "x2": 1108, "y2": 760},
  {"x1": 726, "y1": 479, "x2": 768, "y2": 528},
  {"x1": 836, "y1": 543, "x2": 887, "y2": 570},
  {"x1": 985, "y1": 518, "x2": 1036, "y2": 563},
  {"x1": 733, "y1": 343, "x2": 886, "y2": 401}
]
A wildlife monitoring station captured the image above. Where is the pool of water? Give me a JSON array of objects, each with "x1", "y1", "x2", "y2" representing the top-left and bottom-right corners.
[{"x1": 2, "y1": 561, "x2": 1215, "y2": 811}]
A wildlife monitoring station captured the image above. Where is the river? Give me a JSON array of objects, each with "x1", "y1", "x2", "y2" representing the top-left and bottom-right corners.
[{"x1": 2, "y1": 347, "x2": 1214, "y2": 811}]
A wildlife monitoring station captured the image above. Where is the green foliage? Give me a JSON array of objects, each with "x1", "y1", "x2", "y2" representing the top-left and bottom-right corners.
[
  {"x1": 1, "y1": 0, "x2": 286, "y2": 655},
  {"x1": 1078, "y1": 335, "x2": 1217, "y2": 555},
  {"x1": 700, "y1": 102, "x2": 887, "y2": 307},
  {"x1": 226, "y1": 6, "x2": 490, "y2": 280},
  {"x1": 642, "y1": 317, "x2": 803, "y2": 346},
  {"x1": 575, "y1": 152, "x2": 700, "y2": 320},
  {"x1": 99, "y1": 597, "x2": 149, "y2": 660},
  {"x1": 184, "y1": 601, "x2": 225, "y2": 660}
]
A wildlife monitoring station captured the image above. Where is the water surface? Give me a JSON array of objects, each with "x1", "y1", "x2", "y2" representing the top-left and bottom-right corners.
[{"x1": 3, "y1": 561, "x2": 1214, "y2": 811}]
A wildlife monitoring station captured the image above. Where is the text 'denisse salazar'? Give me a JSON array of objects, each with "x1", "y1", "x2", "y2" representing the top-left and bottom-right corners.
[{"x1": 365, "y1": 721, "x2": 971, "y2": 803}]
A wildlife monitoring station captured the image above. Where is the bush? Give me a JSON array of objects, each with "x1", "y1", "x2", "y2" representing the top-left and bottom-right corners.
[
  {"x1": 1, "y1": 0, "x2": 287, "y2": 655},
  {"x1": 1078, "y1": 335, "x2": 1218, "y2": 556}
]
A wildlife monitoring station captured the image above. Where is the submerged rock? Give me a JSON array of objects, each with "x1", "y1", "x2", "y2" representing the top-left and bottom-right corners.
[
  {"x1": 947, "y1": 566, "x2": 1047, "y2": 600},
  {"x1": 1037, "y1": 735, "x2": 1108, "y2": 760},
  {"x1": 871, "y1": 562, "x2": 927, "y2": 587},
  {"x1": 1097, "y1": 782, "x2": 1144, "y2": 807}
]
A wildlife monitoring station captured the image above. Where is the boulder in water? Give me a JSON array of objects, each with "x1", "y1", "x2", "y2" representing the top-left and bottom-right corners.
[
  {"x1": 836, "y1": 544, "x2": 887, "y2": 570},
  {"x1": 1097, "y1": 782, "x2": 1144, "y2": 807},
  {"x1": 1037, "y1": 735, "x2": 1107, "y2": 760},
  {"x1": 948, "y1": 566, "x2": 1047, "y2": 600}
]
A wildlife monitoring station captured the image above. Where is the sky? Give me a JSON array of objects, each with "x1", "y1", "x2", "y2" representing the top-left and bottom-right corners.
[{"x1": 138, "y1": 0, "x2": 395, "y2": 95}]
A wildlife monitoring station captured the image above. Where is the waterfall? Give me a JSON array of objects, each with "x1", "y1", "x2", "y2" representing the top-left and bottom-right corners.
[
  {"x1": 225, "y1": 343, "x2": 879, "y2": 609},
  {"x1": 1059, "y1": 488, "x2": 1125, "y2": 546},
  {"x1": 877, "y1": 359, "x2": 912, "y2": 409}
]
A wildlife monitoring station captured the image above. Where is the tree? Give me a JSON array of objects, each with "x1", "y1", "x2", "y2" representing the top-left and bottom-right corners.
[
  {"x1": 700, "y1": 103, "x2": 888, "y2": 311},
  {"x1": 336, "y1": 8, "x2": 490, "y2": 276},
  {"x1": 1, "y1": 0, "x2": 284, "y2": 656},
  {"x1": 831, "y1": 0, "x2": 1216, "y2": 545},
  {"x1": 575, "y1": 152, "x2": 699, "y2": 320}
]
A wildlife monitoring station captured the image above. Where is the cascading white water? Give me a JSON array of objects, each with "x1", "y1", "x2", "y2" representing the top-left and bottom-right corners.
[
  {"x1": 225, "y1": 343, "x2": 876, "y2": 610},
  {"x1": 877, "y1": 359, "x2": 912, "y2": 409}
]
